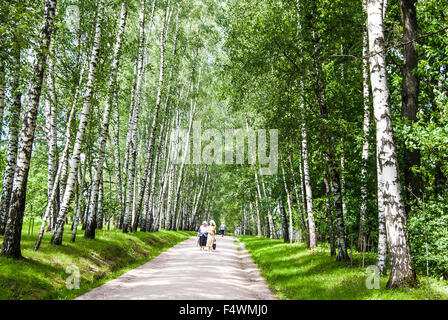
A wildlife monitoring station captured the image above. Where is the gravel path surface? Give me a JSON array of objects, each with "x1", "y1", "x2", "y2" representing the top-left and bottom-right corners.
[{"x1": 75, "y1": 235, "x2": 277, "y2": 300}]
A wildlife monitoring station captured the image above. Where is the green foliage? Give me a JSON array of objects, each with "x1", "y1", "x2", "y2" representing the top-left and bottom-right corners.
[
  {"x1": 1, "y1": 0, "x2": 448, "y2": 298},
  {"x1": 408, "y1": 196, "x2": 448, "y2": 280}
]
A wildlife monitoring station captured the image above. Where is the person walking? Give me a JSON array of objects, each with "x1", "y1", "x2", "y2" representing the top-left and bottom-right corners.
[
  {"x1": 198, "y1": 221, "x2": 208, "y2": 250},
  {"x1": 219, "y1": 223, "x2": 226, "y2": 237},
  {"x1": 206, "y1": 220, "x2": 217, "y2": 251}
]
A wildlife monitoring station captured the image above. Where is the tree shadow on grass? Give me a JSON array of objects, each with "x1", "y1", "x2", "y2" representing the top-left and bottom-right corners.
[
  {"x1": 242, "y1": 238, "x2": 438, "y2": 300},
  {"x1": 0, "y1": 256, "x2": 68, "y2": 299}
]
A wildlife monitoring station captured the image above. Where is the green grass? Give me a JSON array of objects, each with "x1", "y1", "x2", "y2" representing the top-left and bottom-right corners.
[
  {"x1": 0, "y1": 223, "x2": 194, "y2": 300},
  {"x1": 239, "y1": 236, "x2": 448, "y2": 300},
  {"x1": 234, "y1": 239, "x2": 242, "y2": 251}
]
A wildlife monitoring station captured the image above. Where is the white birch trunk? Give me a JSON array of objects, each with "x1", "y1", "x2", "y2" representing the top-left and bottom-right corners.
[
  {"x1": 142, "y1": 134, "x2": 162, "y2": 231},
  {"x1": 165, "y1": 112, "x2": 179, "y2": 229},
  {"x1": 96, "y1": 175, "x2": 104, "y2": 229},
  {"x1": 112, "y1": 93, "x2": 124, "y2": 229},
  {"x1": 123, "y1": 0, "x2": 146, "y2": 233},
  {"x1": 0, "y1": 48, "x2": 22, "y2": 235},
  {"x1": 172, "y1": 74, "x2": 199, "y2": 230},
  {"x1": 367, "y1": 0, "x2": 417, "y2": 287},
  {"x1": 246, "y1": 118, "x2": 274, "y2": 238},
  {"x1": 157, "y1": 145, "x2": 171, "y2": 230},
  {"x1": 153, "y1": 109, "x2": 179, "y2": 230},
  {"x1": 301, "y1": 114, "x2": 317, "y2": 248},
  {"x1": 71, "y1": 160, "x2": 85, "y2": 242},
  {"x1": 44, "y1": 42, "x2": 58, "y2": 230},
  {"x1": 169, "y1": 59, "x2": 199, "y2": 229},
  {"x1": 134, "y1": 6, "x2": 172, "y2": 231},
  {"x1": 146, "y1": 119, "x2": 170, "y2": 231},
  {"x1": 288, "y1": 153, "x2": 308, "y2": 243},
  {"x1": 190, "y1": 167, "x2": 208, "y2": 229},
  {"x1": 0, "y1": 60, "x2": 4, "y2": 129},
  {"x1": 340, "y1": 140, "x2": 347, "y2": 218},
  {"x1": 59, "y1": 55, "x2": 90, "y2": 204},
  {"x1": 1, "y1": 0, "x2": 57, "y2": 258},
  {"x1": 85, "y1": 1, "x2": 127, "y2": 238},
  {"x1": 260, "y1": 173, "x2": 275, "y2": 238},
  {"x1": 34, "y1": 60, "x2": 84, "y2": 250},
  {"x1": 377, "y1": 152, "x2": 387, "y2": 275},
  {"x1": 166, "y1": 82, "x2": 191, "y2": 229},
  {"x1": 282, "y1": 164, "x2": 294, "y2": 243},
  {"x1": 254, "y1": 190, "x2": 262, "y2": 237},
  {"x1": 51, "y1": 0, "x2": 104, "y2": 245},
  {"x1": 359, "y1": 1, "x2": 371, "y2": 250}
]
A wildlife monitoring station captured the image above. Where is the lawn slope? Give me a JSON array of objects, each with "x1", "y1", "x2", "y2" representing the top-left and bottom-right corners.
[
  {"x1": 238, "y1": 236, "x2": 448, "y2": 300},
  {"x1": 0, "y1": 228, "x2": 193, "y2": 299}
]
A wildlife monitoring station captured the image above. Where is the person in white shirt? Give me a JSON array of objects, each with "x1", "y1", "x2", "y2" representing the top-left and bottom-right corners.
[{"x1": 197, "y1": 221, "x2": 208, "y2": 250}]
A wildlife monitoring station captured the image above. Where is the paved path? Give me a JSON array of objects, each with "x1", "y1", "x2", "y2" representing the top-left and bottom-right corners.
[{"x1": 76, "y1": 236, "x2": 277, "y2": 300}]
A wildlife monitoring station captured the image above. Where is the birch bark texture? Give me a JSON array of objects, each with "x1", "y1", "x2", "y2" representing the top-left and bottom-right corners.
[
  {"x1": 289, "y1": 153, "x2": 308, "y2": 245},
  {"x1": 51, "y1": 0, "x2": 104, "y2": 245},
  {"x1": 301, "y1": 115, "x2": 317, "y2": 248},
  {"x1": 85, "y1": 1, "x2": 127, "y2": 239},
  {"x1": 358, "y1": 7, "x2": 371, "y2": 250},
  {"x1": 282, "y1": 163, "x2": 294, "y2": 243},
  {"x1": 366, "y1": 0, "x2": 417, "y2": 288},
  {"x1": 0, "y1": 46, "x2": 22, "y2": 235},
  {"x1": 44, "y1": 41, "x2": 58, "y2": 230},
  {"x1": 134, "y1": 4, "x2": 172, "y2": 231},
  {"x1": 1, "y1": 0, "x2": 57, "y2": 259},
  {"x1": 34, "y1": 54, "x2": 88, "y2": 250},
  {"x1": 124, "y1": 0, "x2": 146, "y2": 233}
]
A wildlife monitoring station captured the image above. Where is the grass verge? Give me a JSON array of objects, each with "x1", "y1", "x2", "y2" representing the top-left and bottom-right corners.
[
  {"x1": 0, "y1": 226, "x2": 194, "y2": 300},
  {"x1": 239, "y1": 236, "x2": 448, "y2": 300}
]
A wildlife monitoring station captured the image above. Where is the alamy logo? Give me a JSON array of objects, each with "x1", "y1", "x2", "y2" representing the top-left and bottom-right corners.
[
  {"x1": 65, "y1": 5, "x2": 80, "y2": 32},
  {"x1": 365, "y1": 265, "x2": 380, "y2": 289},
  {"x1": 66, "y1": 265, "x2": 80, "y2": 290},
  {"x1": 169, "y1": 120, "x2": 278, "y2": 175}
]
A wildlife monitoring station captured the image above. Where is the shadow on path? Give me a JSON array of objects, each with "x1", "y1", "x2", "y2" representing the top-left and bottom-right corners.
[{"x1": 75, "y1": 236, "x2": 277, "y2": 300}]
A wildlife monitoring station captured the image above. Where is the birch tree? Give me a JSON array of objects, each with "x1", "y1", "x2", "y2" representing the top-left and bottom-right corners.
[
  {"x1": 123, "y1": 0, "x2": 146, "y2": 233},
  {"x1": 171, "y1": 68, "x2": 200, "y2": 230},
  {"x1": 281, "y1": 163, "x2": 294, "y2": 243},
  {"x1": 288, "y1": 152, "x2": 308, "y2": 245},
  {"x1": 34, "y1": 56, "x2": 87, "y2": 250},
  {"x1": 1, "y1": 0, "x2": 57, "y2": 259},
  {"x1": 367, "y1": 0, "x2": 417, "y2": 288},
  {"x1": 44, "y1": 42, "x2": 58, "y2": 231},
  {"x1": 51, "y1": 0, "x2": 104, "y2": 245},
  {"x1": 0, "y1": 60, "x2": 4, "y2": 128},
  {"x1": 301, "y1": 114, "x2": 317, "y2": 248},
  {"x1": 85, "y1": 1, "x2": 127, "y2": 238},
  {"x1": 0, "y1": 45, "x2": 22, "y2": 235},
  {"x1": 133, "y1": 5, "x2": 172, "y2": 231},
  {"x1": 358, "y1": 6, "x2": 371, "y2": 249}
]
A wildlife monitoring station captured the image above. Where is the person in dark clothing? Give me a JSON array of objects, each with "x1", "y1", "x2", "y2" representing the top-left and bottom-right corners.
[{"x1": 219, "y1": 223, "x2": 226, "y2": 237}]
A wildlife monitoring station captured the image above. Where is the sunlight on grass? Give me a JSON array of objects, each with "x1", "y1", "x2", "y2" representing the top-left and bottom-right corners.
[
  {"x1": 239, "y1": 236, "x2": 448, "y2": 300},
  {"x1": 0, "y1": 224, "x2": 194, "y2": 300}
]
